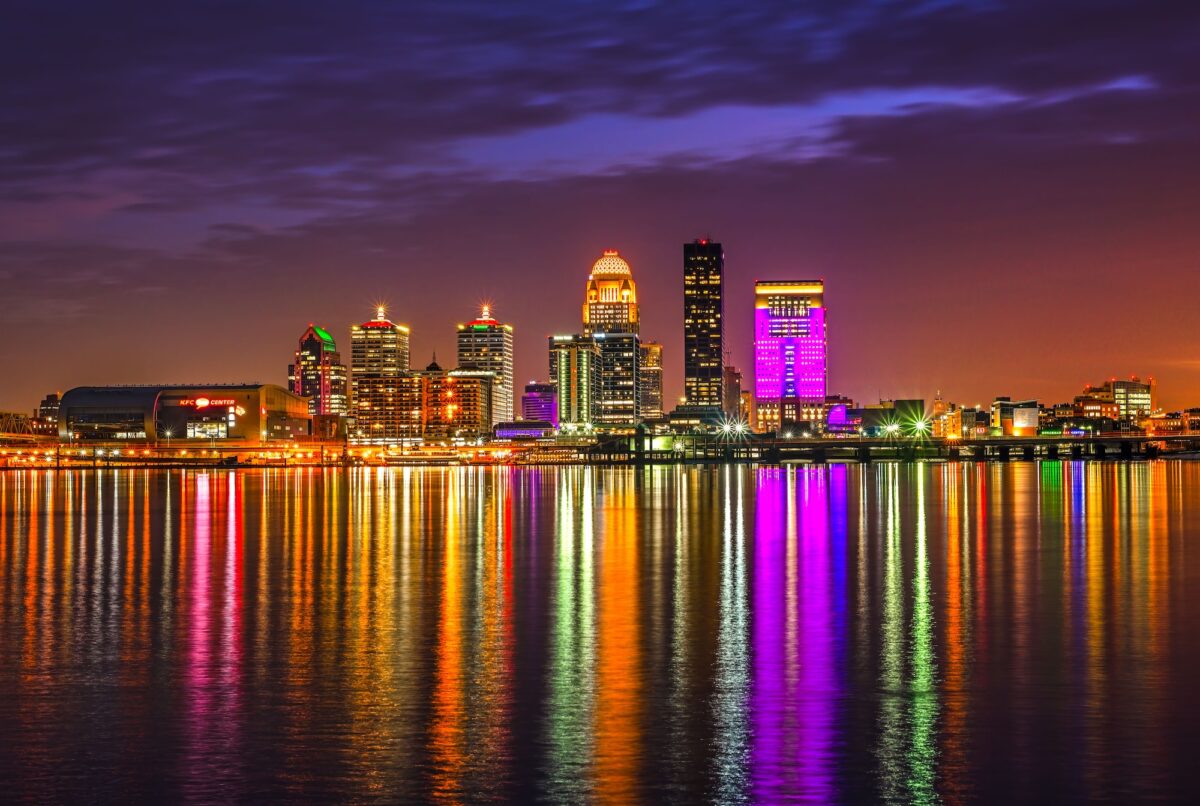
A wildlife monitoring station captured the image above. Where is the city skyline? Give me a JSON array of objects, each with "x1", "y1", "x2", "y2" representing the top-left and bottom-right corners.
[
  {"x1": 4, "y1": 3, "x2": 1200, "y2": 411},
  {"x1": 9, "y1": 263, "x2": 1188, "y2": 420}
]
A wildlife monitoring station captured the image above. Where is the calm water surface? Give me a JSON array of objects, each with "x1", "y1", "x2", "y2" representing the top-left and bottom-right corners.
[{"x1": 1, "y1": 464, "x2": 1198, "y2": 803}]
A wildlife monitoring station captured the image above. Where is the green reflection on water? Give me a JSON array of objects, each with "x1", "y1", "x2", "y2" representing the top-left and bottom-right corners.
[
  {"x1": 713, "y1": 467, "x2": 749, "y2": 803},
  {"x1": 878, "y1": 468, "x2": 941, "y2": 804},
  {"x1": 908, "y1": 470, "x2": 939, "y2": 804},
  {"x1": 544, "y1": 470, "x2": 596, "y2": 802},
  {"x1": 878, "y1": 466, "x2": 905, "y2": 802}
]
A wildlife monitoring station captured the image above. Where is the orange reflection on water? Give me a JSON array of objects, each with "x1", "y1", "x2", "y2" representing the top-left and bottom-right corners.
[
  {"x1": 593, "y1": 473, "x2": 642, "y2": 804},
  {"x1": 430, "y1": 469, "x2": 467, "y2": 803},
  {"x1": 940, "y1": 463, "x2": 970, "y2": 803}
]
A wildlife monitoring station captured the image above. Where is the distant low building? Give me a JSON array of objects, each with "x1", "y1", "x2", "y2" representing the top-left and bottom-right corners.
[
  {"x1": 31, "y1": 392, "x2": 60, "y2": 435},
  {"x1": 991, "y1": 397, "x2": 1039, "y2": 436},
  {"x1": 494, "y1": 420, "x2": 555, "y2": 440},
  {"x1": 1079, "y1": 376, "x2": 1156, "y2": 421},
  {"x1": 722, "y1": 366, "x2": 742, "y2": 419},
  {"x1": 521, "y1": 382, "x2": 558, "y2": 426}
]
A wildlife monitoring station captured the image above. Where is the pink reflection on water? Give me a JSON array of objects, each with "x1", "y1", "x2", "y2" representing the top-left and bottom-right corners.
[
  {"x1": 751, "y1": 468, "x2": 840, "y2": 801},
  {"x1": 182, "y1": 474, "x2": 243, "y2": 799}
]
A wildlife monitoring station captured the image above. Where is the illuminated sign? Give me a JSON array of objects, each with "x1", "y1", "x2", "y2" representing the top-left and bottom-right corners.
[{"x1": 179, "y1": 397, "x2": 238, "y2": 409}]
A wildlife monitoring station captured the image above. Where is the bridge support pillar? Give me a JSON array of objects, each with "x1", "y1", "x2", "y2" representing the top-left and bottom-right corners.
[
  {"x1": 1120, "y1": 441, "x2": 1133, "y2": 460},
  {"x1": 1071, "y1": 445, "x2": 1083, "y2": 460},
  {"x1": 811, "y1": 447, "x2": 827, "y2": 464},
  {"x1": 997, "y1": 445, "x2": 1010, "y2": 462},
  {"x1": 856, "y1": 445, "x2": 871, "y2": 463},
  {"x1": 1046, "y1": 445, "x2": 1059, "y2": 460},
  {"x1": 1022, "y1": 445, "x2": 1035, "y2": 461},
  {"x1": 1094, "y1": 443, "x2": 1106, "y2": 460},
  {"x1": 947, "y1": 446, "x2": 960, "y2": 461}
]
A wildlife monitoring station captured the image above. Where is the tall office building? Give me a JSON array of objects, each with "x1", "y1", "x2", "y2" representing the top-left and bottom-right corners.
[
  {"x1": 456, "y1": 304, "x2": 514, "y2": 425},
  {"x1": 639, "y1": 342, "x2": 663, "y2": 421},
  {"x1": 753, "y1": 281, "x2": 827, "y2": 432},
  {"x1": 683, "y1": 239, "x2": 724, "y2": 410},
  {"x1": 288, "y1": 324, "x2": 349, "y2": 416},
  {"x1": 550, "y1": 335, "x2": 601, "y2": 428},
  {"x1": 350, "y1": 306, "x2": 412, "y2": 441},
  {"x1": 583, "y1": 249, "x2": 639, "y2": 336},
  {"x1": 594, "y1": 333, "x2": 640, "y2": 426},
  {"x1": 351, "y1": 306, "x2": 410, "y2": 378}
]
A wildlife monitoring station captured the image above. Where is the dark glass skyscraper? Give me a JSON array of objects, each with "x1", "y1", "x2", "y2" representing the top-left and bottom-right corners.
[{"x1": 683, "y1": 239, "x2": 724, "y2": 410}]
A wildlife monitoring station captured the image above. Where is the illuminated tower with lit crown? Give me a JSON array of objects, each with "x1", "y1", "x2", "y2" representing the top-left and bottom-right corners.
[
  {"x1": 349, "y1": 305, "x2": 415, "y2": 442},
  {"x1": 351, "y1": 305, "x2": 410, "y2": 378},
  {"x1": 582, "y1": 249, "x2": 641, "y2": 425},
  {"x1": 456, "y1": 304, "x2": 514, "y2": 424},
  {"x1": 583, "y1": 249, "x2": 639, "y2": 336},
  {"x1": 754, "y1": 281, "x2": 827, "y2": 431}
]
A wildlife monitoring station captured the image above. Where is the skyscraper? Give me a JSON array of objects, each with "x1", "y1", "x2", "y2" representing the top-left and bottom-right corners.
[
  {"x1": 351, "y1": 306, "x2": 410, "y2": 378},
  {"x1": 288, "y1": 324, "x2": 349, "y2": 416},
  {"x1": 550, "y1": 335, "x2": 600, "y2": 428},
  {"x1": 580, "y1": 249, "x2": 641, "y2": 427},
  {"x1": 639, "y1": 341, "x2": 663, "y2": 421},
  {"x1": 754, "y1": 281, "x2": 827, "y2": 432},
  {"x1": 595, "y1": 332, "x2": 641, "y2": 426},
  {"x1": 350, "y1": 306, "x2": 412, "y2": 442},
  {"x1": 683, "y1": 239, "x2": 724, "y2": 410},
  {"x1": 456, "y1": 304, "x2": 514, "y2": 425},
  {"x1": 583, "y1": 249, "x2": 639, "y2": 336}
]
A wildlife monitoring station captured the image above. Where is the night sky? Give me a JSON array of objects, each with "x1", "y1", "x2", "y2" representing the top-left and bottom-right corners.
[{"x1": 3, "y1": 1, "x2": 1199, "y2": 412}]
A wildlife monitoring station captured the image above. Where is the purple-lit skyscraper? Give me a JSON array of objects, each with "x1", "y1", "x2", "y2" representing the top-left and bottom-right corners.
[
  {"x1": 521, "y1": 381, "x2": 559, "y2": 427},
  {"x1": 753, "y1": 281, "x2": 827, "y2": 432}
]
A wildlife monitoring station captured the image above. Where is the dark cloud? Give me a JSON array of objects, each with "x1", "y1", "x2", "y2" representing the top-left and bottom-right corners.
[{"x1": 4, "y1": 1, "x2": 1198, "y2": 199}]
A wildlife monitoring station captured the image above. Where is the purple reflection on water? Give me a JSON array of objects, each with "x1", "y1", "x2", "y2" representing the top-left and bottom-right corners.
[
  {"x1": 751, "y1": 468, "x2": 840, "y2": 800},
  {"x1": 752, "y1": 468, "x2": 789, "y2": 799},
  {"x1": 795, "y1": 471, "x2": 836, "y2": 801}
]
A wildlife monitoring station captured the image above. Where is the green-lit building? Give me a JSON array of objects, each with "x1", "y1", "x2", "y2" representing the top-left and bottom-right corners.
[
  {"x1": 549, "y1": 335, "x2": 600, "y2": 429},
  {"x1": 288, "y1": 324, "x2": 349, "y2": 416}
]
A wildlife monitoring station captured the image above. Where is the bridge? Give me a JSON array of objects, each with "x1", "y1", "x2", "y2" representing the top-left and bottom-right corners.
[
  {"x1": 0, "y1": 413, "x2": 51, "y2": 444},
  {"x1": 585, "y1": 432, "x2": 1200, "y2": 464}
]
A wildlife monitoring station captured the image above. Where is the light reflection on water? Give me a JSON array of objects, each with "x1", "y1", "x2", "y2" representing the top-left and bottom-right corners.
[{"x1": 0, "y1": 463, "x2": 1196, "y2": 802}]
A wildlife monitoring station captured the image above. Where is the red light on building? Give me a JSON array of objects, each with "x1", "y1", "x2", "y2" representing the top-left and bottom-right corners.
[{"x1": 180, "y1": 397, "x2": 237, "y2": 408}]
